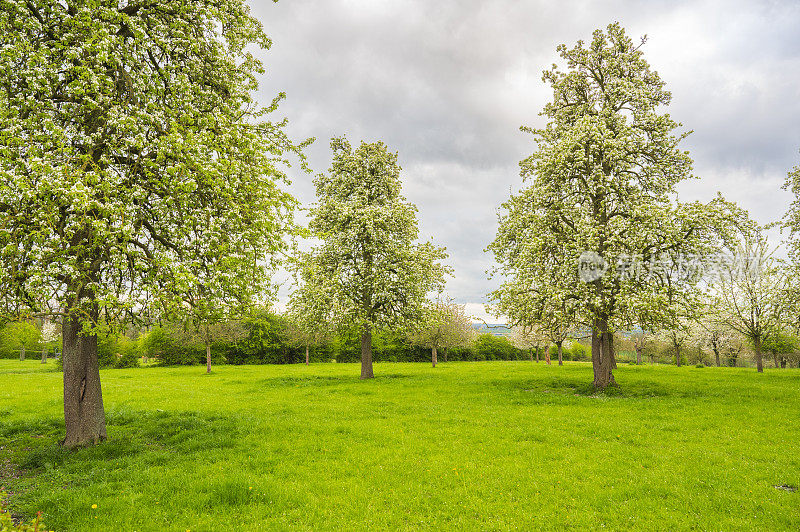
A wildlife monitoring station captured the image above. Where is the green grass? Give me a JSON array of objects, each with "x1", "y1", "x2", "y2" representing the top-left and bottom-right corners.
[{"x1": 1, "y1": 359, "x2": 798, "y2": 531}]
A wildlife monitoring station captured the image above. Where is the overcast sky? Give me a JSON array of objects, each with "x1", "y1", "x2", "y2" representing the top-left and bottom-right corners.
[{"x1": 249, "y1": 0, "x2": 800, "y2": 321}]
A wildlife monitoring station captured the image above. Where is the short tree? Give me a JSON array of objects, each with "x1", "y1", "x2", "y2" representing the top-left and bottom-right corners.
[
  {"x1": 709, "y1": 232, "x2": 789, "y2": 372},
  {"x1": 303, "y1": 138, "x2": 449, "y2": 379},
  {"x1": 286, "y1": 275, "x2": 334, "y2": 366},
  {"x1": 409, "y1": 296, "x2": 475, "y2": 367},
  {"x1": 761, "y1": 331, "x2": 798, "y2": 369},
  {"x1": 0, "y1": 322, "x2": 40, "y2": 361},
  {"x1": 40, "y1": 320, "x2": 59, "y2": 363},
  {"x1": 509, "y1": 325, "x2": 546, "y2": 362},
  {"x1": 659, "y1": 323, "x2": 689, "y2": 367},
  {"x1": 627, "y1": 327, "x2": 655, "y2": 365},
  {"x1": 0, "y1": 1, "x2": 304, "y2": 446}
]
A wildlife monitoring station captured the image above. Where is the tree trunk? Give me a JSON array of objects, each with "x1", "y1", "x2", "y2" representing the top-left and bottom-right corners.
[
  {"x1": 591, "y1": 317, "x2": 616, "y2": 389},
  {"x1": 557, "y1": 342, "x2": 563, "y2": 366},
  {"x1": 675, "y1": 344, "x2": 681, "y2": 367},
  {"x1": 545, "y1": 344, "x2": 551, "y2": 365},
  {"x1": 713, "y1": 348, "x2": 721, "y2": 367},
  {"x1": 754, "y1": 336, "x2": 763, "y2": 373},
  {"x1": 305, "y1": 345, "x2": 309, "y2": 365},
  {"x1": 62, "y1": 308, "x2": 106, "y2": 448},
  {"x1": 206, "y1": 340, "x2": 211, "y2": 374},
  {"x1": 443, "y1": 347, "x2": 448, "y2": 362},
  {"x1": 19, "y1": 346, "x2": 25, "y2": 361},
  {"x1": 635, "y1": 347, "x2": 642, "y2": 365},
  {"x1": 535, "y1": 344, "x2": 540, "y2": 363},
  {"x1": 780, "y1": 357, "x2": 787, "y2": 369},
  {"x1": 529, "y1": 348, "x2": 533, "y2": 362},
  {"x1": 360, "y1": 325, "x2": 373, "y2": 379},
  {"x1": 432, "y1": 347, "x2": 437, "y2": 368},
  {"x1": 41, "y1": 348, "x2": 47, "y2": 364},
  {"x1": 773, "y1": 354, "x2": 779, "y2": 369}
]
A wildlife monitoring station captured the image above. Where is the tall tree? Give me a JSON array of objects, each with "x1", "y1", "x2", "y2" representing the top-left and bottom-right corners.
[
  {"x1": 490, "y1": 23, "x2": 728, "y2": 389},
  {"x1": 0, "y1": 1, "x2": 305, "y2": 446},
  {"x1": 409, "y1": 295, "x2": 475, "y2": 367},
  {"x1": 303, "y1": 138, "x2": 448, "y2": 379}
]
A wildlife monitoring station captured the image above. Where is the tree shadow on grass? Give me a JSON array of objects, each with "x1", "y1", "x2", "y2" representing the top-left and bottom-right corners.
[
  {"x1": 247, "y1": 375, "x2": 350, "y2": 391},
  {"x1": 1, "y1": 409, "x2": 239, "y2": 474},
  {"x1": 497, "y1": 375, "x2": 703, "y2": 399}
]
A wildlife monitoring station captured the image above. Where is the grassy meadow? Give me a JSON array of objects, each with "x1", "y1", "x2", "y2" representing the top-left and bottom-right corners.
[{"x1": 0, "y1": 359, "x2": 799, "y2": 531}]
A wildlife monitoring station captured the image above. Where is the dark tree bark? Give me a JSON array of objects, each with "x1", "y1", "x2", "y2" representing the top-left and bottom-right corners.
[
  {"x1": 544, "y1": 344, "x2": 551, "y2": 365},
  {"x1": 557, "y1": 341, "x2": 563, "y2": 366},
  {"x1": 62, "y1": 306, "x2": 106, "y2": 448},
  {"x1": 41, "y1": 348, "x2": 47, "y2": 364},
  {"x1": 754, "y1": 336, "x2": 763, "y2": 373},
  {"x1": 535, "y1": 344, "x2": 540, "y2": 363},
  {"x1": 19, "y1": 346, "x2": 25, "y2": 361},
  {"x1": 360, "y1": 325, "x2": 373, "y2": 379},
  {"x1": 305, "y1": 345, "x2": 309, "y2": 365},
  {"x1": 206, "y1": 340, "x2": 211, "y2": 374},
  {"x1": 443, "y1": 347, "x2": 448, "y2": 362},
  {"x1": 713, "y1": 348, "x2": 721, "y2": 367},
  {"x1": 773, "y1": 353, "x2": 779, "y2": 369},
  {"x1": 635, "y1": 347, "x2": 642, "y2": 365},
  {"x1": 780, "y1": 357, "x2": 787, "y2": 369},
  {"x1": 674, "y1": 343, "x2": 681, "y2": 367},
  {"x1": 431, "y1": 347, "x2": 437, "y2": 368},
  {"x1": 591, "y1": 317, "x2": 616, "y2": 389}
]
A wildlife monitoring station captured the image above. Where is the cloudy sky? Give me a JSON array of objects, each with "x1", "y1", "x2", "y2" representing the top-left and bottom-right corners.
[{"x1": 249, "y1": 0, "x2": 800, "y2": 321}]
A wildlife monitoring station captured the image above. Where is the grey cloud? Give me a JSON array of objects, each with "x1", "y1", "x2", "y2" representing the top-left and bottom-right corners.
[{"x1": 250, "y1": 0, "x2": 800, "y2": 308}]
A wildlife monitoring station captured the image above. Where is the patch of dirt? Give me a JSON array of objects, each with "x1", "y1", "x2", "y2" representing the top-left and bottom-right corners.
[
  {"x1": 0, "y1": 452, "x2": 24, "y2": 489},
  {"x1": 774, "y1": 484, "x2": 798, "y2": 493}
]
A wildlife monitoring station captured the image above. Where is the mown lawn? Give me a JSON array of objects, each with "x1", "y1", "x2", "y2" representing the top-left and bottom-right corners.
[{"x1": 0, "y1": 359, "x2": 798, "y2": 531}]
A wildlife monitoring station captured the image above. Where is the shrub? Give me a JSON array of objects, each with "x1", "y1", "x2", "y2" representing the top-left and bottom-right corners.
[{"x1": 142, "y1": 326, "x2": 200, "y2": 366}]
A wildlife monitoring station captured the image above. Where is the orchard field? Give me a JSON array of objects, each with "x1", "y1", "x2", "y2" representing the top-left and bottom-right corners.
[{"x1": 1, "y1": 360, "x2": 798, "y2": 531}]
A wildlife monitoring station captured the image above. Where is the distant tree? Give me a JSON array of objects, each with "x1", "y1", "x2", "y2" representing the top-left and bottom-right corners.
[
  {"x1": 287, "y1": 261, "x2": 337, "y2": 365},
  {"x1": 539, "y1": 299, "x2": 574, "y2": 366},
  {"x1": 628, "y1": 327, "x2": 655, "y2": 365},
  {"x1": 303, "y1": 138, "x2": 449, "y2": 379},
  {"x1": 40, "y1": 320, "x2": 59, "y2": 364},
  {"x1": 0, "y1": 322, "x2": 40, "y2": 361},
  {"x1": 761, "y1": 331, "x2": 798, "y2": 369},
  {"x1": 489, "y1": 23, "x2": 731, "y2": 389},
  {"x1": 660, "y1": 324, "x2": 689, "y2": 367},
  {"x1": 709, "y1": 232, "x2": 789, "y2": 372},
  {"x1": 0, "y1": 1, "x2": 305, "y2": 446},
  {"x1": 509, "y1": 325, "x2": 546, "y2": 362},
  {"x1": 409, "y1": 296, "x2": 475, "y2": 367}
]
